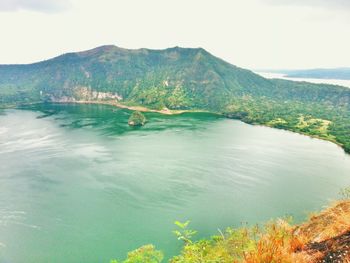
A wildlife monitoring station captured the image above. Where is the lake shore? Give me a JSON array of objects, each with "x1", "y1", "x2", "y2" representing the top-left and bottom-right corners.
[
  {"x1": 2, "y1": 104, "x2": 350, "y2": 263},
  {"x1": 10, "y1": 100, "x2": 347, "y2": 154},
  {"x1": 65, "y1": 100, "x2": 192, "y2": 115}
]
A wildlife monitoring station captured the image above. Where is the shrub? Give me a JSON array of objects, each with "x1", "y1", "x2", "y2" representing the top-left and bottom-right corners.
[
  {"x1": 110, "y1": 245, "x2": 163, "y2": 263},
  {"x1": 128, "y1": 111, "x2": 146, "y2": 126}
]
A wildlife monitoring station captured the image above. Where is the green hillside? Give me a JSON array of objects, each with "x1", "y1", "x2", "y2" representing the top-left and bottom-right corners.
[{"x1": 0, "y1": 45, "x2": 349, "y2": 152}]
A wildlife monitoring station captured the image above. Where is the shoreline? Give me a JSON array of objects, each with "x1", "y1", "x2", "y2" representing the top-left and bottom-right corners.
[
  {"x1": 63, "y1": 100, "x2": 193, "y2": 115},
  {"x1": 6, "y1": 100, "x2": 348, "y2": 154}
]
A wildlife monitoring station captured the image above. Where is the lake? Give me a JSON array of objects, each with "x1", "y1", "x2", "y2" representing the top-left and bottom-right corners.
[
  {"x1": 255, "y1": 71, "x2": 350, "y2": 88},
  {"x1": 1, "y1": 103, "x2": 350, "y2": 263}
]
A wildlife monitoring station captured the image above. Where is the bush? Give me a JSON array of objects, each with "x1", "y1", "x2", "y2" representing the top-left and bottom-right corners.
[
  {"x1": 128, "y1": 111, "x2": 146, "y2": 126},
  {"x1": 110, "y1": 245, "x2": 163, "y2": 263}
]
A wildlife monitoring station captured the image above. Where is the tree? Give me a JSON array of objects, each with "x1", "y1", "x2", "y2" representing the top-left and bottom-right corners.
[{"x1": 128, "y1": 111, "x2": 146, "y2": 126}]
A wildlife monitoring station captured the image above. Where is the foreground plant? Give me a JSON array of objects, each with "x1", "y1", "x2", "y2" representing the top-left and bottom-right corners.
[
  {"x1": 111, "y1": 200, "x2": 350, "y2": 262},
  {"x1": 110, "y1": 245, "x2": 163, "y2": 263},
  {"x1": 339, "y1": 187, "x2": 350, "y2": 200},
  {"x1": 173, "y1": 220, "x2": 197, "y2": 245}
]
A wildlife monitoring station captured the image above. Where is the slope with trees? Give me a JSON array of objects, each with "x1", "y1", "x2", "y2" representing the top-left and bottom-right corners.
[{"x1": 0, "y1": 45, "x2": 349, "y2": 152}]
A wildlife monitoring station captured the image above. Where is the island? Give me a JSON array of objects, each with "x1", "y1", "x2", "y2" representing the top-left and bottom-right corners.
[{"x1": 128, "y1": 111, "x2": 146, "y2": 126}]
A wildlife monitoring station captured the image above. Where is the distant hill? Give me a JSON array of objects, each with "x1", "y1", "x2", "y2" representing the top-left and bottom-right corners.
[
  {"x1": 0, "y1": 45, "x2": 349, "y2": 152},
  {"x1": 0, "y1": 45, "x2": 274, "y2": 109},
  {"x1": 265, "y1": 68, "x2": 350, "y2": 80}
]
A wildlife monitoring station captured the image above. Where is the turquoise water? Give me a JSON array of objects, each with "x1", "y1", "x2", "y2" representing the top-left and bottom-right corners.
[{"x1": 0, "y1": 103, "x2": 350, "y2": 263}]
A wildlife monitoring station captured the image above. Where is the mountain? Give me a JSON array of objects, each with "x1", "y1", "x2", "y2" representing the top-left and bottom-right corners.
[
  {"x1": 0, "y1": 45, "x2": 273, "y2": 109},
  {"x1": 0, "y1": 45, "x2": 349, "y2": 152}
]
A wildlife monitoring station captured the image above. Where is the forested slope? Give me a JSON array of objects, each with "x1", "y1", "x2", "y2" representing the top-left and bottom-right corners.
[{"x1": 0, "y1": 45, "x2": 349, "y2": 152}]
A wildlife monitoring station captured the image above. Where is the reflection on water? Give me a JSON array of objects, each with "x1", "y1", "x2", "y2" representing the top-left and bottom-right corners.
[{"x1": 0, "y1": 103, "x2": 350, "y2": 263}]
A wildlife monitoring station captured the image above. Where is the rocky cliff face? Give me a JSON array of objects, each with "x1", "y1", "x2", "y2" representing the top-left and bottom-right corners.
[{"x1": 47, "y1": 87, "x2": 123, "y2": 103}]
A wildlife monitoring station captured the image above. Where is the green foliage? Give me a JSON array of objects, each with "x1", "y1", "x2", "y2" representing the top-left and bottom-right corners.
[
  {"x1": 339, "y1": 187, "x2": 350, "y2": 199},
  {"x1": 1, "y1": 45, "x2": 349, "y2": 153},
  {"x1": 110, "y1": 202, "x2": 346, "y2": 263},
  {"x1": 128, "y1": 111, "x2": 146, "y2": 126},
  {"x1": 110, "y1": 245, "x2": 163, "y2": 263},
  {"x1": 170, "y1": 220, "x2": 294, "y2": 263},
  {"x1": 173, "y1": 220, "x2": 197, "y2": 245}
]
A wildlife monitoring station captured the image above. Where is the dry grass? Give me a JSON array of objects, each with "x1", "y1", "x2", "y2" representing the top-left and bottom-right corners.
[
  {"x1": 240, "y1": 200, "x2": 350, "y2": 262},
  {"x1": 171, "y1": 201, "x2": 350, "y2": 263},
  {"x1": 247, "y1": 200, "x2": 350, "y2": 263},
  {"x1": 295, "y1": 201, "x2": 350, "y2": 243}
]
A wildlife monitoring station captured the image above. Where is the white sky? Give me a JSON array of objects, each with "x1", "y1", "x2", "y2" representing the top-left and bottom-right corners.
[{"x1": 0, "y1": 0, "x2": 349, "y2": 69}]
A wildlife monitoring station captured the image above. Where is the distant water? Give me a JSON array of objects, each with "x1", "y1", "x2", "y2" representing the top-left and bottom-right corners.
[
  {"x1": 256, "y1": 71, "x2": 350, "y2": 88},
  {"x1": 1, "y1": 103, "x2": 350, "y2": 263}
]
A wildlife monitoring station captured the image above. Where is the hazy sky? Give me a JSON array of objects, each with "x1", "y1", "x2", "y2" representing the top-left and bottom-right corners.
[{"x1": 0, "y1": 0, "x2": 349, "y2": 69}]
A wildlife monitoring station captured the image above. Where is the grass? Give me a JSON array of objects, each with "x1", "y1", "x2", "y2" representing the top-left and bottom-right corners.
[
  {"x1": 112, "y1": 200, "x2": 350, "y2": 262},
  {"x1": 296, "y1": 115, "x2": 336, "y2": 140}
]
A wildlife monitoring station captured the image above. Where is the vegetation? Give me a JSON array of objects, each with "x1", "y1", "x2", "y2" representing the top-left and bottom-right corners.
[
  {"x1": 173, "y1": 220, "x2": 197, "y2": 245},
  {"x1": 2, "y1": 46, "x2": 349, "y2": 261},
  {"x1": 111, "y1": 199, "x2": 350, "y2": 262},
  {"x1": 339, "y1": 186, "x2": 350, "y2": 199},
  {"x1": 0, "y1": 45, "x2": 349, "y2": 152},
  {"x1": 128, "y1": 111, "x2": 146, "y2": 126},
  {"x1": 110, "y1": 245, "x2": 163, "y2": 263}
]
